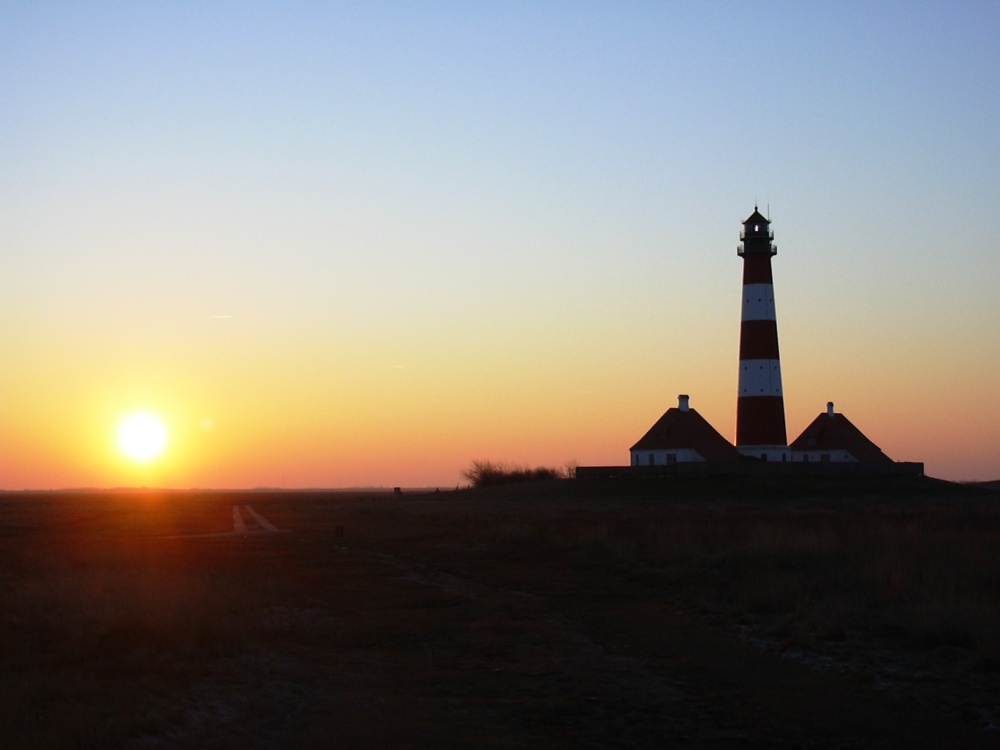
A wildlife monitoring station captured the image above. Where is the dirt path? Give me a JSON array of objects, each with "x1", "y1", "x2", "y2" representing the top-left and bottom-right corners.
[
  {"x1": 231, "y1": 504, "x2": 248, "y2": 534},
  {"x1": 241, "y1": 504, "x2": 280, "y2": 533},
  {"x1": 168, "y1": 505, "x2": 285, "y2": 537}
]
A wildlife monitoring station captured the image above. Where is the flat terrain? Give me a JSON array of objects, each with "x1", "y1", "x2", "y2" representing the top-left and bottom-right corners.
[{"x1": 1, "y1": 478, "x2": 998, "y2": 748}]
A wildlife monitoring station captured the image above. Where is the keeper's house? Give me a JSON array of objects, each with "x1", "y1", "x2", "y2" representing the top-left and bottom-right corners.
[
  {"x1": 630, "y1": 395, "x2": 741, "y2": 466},
  {"x1": 789, "y1": 402, "x2": 893, "y2": 464}
]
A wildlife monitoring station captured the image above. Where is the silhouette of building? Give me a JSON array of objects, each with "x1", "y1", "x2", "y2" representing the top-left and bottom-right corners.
[
  {"x1": 575, "y1": 208, "x2": 924, "y2": 480},
  {"x1": 630, "y1": 395, "x2": 741, "y2": 465},
  {"x1": 790, "y1": 402, "x2": 893, "y2": 463},
  {"x1": 736, "y1": 207, "x2": 789, "y2": 461}
]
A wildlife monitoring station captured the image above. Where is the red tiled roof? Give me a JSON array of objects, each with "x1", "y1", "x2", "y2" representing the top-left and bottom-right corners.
[
  {"x1": 789, "y1": 411, "x2": 893, "y2": 463},
  {"x1": 630, "y1": 407, "x2": 742, "y2": 462}
]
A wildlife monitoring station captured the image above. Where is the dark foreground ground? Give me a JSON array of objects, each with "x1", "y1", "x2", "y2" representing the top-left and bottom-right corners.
[{"x1": 1, "y1": 476, "x2": 998, "y2": 748}]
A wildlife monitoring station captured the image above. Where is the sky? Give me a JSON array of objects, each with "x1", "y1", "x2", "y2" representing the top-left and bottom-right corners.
[{"x1": 2, "y1": 1, "x2": 999, "y2": 489}]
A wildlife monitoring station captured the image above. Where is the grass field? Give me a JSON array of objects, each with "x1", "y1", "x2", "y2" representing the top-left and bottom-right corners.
[{"x1": 1, "y1": 478, "x2": 998, "y2": 748}]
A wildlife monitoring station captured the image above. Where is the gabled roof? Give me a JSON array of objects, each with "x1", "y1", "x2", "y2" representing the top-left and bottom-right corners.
[
  {"x1": 630, "y1": 405, "x2": 742, "y2": 462},
  {"x1": 789, "y1": 410, "x2": 893, "y2": 463}
]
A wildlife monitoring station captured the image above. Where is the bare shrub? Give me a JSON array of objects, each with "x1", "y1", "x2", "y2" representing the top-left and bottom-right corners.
[{"x1": 462, "y1": 460, "x2": 564, "y2": 489}]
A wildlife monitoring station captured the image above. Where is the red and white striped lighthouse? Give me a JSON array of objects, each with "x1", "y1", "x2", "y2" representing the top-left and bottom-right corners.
[{"x1": 736, "y1": 207, "x2": 789, "y2": 461}]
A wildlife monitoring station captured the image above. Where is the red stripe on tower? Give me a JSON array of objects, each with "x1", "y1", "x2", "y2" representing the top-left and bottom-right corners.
[{"x1": 736, "y1": 207, "x2": 789, "y2": 461}]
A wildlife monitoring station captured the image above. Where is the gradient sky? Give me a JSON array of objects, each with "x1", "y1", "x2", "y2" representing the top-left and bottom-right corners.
[{"x1": 2, "y1": 1, "x2": 999, "y2": 488}]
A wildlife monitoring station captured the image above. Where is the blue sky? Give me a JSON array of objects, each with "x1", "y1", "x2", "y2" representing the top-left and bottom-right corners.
[{"x1": 2, "y1": 2, "x2": 999, "y2": 486}]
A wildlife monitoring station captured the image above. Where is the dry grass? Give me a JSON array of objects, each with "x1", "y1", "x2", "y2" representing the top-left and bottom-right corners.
[
  {"x1": 1, "y1": 480, "x2": 998, "y2": 748},
  {"x1": 0, "y1": 492, "x2": 303, "y2": 749},
  {"x1": 467, "y1": 482, "x2": 1000, "y2": 667}
]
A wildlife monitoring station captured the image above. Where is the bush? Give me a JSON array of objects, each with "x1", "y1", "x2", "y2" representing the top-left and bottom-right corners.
[{"x1": 462, "y1": 460, "x2": 564, "y2": 489}]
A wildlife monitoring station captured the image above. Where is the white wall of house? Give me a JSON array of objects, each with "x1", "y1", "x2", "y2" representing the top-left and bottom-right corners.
[
  {"x1": 630, "y1": 448, "x2": 705, "y2": 466},
  {"x1": 791, "y1": 450, "x2": 857, "y2": 463}
]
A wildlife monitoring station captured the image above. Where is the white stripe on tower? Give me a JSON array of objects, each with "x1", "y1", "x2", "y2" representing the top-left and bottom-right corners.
[
  {"x1": 736, "y1": 208, "x2": 787, "y2": 459},
  {"x1": 740, "y1": 284, "x2": 777, "y2": 321},
  {"x1": 738, "y1": 360, "x2": 782, "y2": 396}
]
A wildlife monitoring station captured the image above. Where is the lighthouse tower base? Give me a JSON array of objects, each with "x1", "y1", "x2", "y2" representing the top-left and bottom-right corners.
[{"x1": 737, "y1": 445, "x2": 791, "y2": 462}]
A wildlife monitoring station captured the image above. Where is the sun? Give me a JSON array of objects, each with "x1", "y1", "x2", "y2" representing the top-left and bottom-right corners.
[{"x1": 117, "y1": 411, "x2": 168, "y2": 462}]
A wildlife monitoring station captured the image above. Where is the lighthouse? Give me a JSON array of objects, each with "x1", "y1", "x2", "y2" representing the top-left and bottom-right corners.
[{"x1": 736, "y1": 207, "x2": 789, "y2": 461}]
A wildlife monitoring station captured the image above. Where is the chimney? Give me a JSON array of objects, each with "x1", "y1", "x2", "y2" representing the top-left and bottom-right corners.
[
  {"x1": 678, "y1": 394, "x2": 690, "y2": 412},
  {"x1": 827, "y1": 402, "x2": 835, "y2": 417}
]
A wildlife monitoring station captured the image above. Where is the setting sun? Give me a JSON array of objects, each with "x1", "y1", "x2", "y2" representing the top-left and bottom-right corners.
[{"x1": 117, "y1": 411, "x2": 168, "y2": 462}]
